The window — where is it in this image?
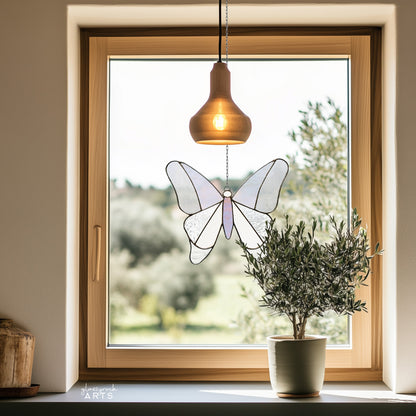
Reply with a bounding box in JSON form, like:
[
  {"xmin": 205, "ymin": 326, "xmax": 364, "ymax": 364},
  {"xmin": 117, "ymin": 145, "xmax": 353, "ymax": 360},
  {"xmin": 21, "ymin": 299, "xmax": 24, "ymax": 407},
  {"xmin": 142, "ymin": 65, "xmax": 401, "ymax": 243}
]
[
  {"xmin": 80, "ymin": 28, "xmax": 382, "ymax": 381},
  {"xmin": 108, "ymin": 59, "xmax": 349, "ymax": 347}
]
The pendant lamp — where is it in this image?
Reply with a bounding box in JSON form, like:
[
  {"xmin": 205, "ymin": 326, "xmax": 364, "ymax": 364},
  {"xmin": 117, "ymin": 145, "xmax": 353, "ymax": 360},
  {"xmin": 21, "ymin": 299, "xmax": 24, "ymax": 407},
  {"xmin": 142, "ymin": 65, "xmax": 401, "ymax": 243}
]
[{"xmin": 189, "ymin": 0, "xmax": 252, "ymax": 145}]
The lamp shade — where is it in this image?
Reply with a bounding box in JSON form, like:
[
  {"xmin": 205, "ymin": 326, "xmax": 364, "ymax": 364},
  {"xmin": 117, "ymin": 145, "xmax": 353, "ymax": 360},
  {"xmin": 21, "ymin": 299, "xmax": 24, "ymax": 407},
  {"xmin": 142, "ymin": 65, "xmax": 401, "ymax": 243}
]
[{"xmin": 189, "ymin": 62, "xmax": 252, "ymax": 145}]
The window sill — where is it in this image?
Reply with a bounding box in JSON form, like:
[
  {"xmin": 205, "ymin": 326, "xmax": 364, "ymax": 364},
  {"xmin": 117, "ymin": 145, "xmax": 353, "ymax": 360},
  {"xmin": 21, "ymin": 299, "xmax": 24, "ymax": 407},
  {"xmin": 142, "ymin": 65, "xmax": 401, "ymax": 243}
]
[{"xmin": 2, "ymin": 382, "xmax": 415, "ymax": 415}]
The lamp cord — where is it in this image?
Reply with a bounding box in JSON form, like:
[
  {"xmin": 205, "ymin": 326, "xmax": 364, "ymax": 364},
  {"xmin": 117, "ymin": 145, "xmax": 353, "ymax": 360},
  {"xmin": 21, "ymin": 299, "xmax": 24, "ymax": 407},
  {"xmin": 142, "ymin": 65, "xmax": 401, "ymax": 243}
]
[
  {"xmin": 225, "ymin": 0, "xmax": 229, "ymax": 189},
  {"xmin": 225, "ymin": 0, "xmax": 229, "ymax": 63},
  {"xmin": 218, "ymin": 0, "xmax": 222, "ymax": 62}
]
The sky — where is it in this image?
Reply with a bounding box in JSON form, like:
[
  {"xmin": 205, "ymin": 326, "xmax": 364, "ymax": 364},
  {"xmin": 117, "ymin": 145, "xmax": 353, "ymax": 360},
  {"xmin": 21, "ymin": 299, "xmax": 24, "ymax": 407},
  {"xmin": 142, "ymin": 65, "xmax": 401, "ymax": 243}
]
[{"xmin": 109, "ymin": 59, "xmax": 348, "ymax": 189}]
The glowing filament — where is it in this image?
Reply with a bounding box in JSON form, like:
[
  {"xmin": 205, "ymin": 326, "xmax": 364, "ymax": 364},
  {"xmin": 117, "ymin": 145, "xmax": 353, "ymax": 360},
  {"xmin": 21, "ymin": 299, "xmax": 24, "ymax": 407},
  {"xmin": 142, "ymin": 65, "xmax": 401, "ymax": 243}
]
[{"xmin": 213, "ymin": 114, "xmax": 227, "ymax": 131}]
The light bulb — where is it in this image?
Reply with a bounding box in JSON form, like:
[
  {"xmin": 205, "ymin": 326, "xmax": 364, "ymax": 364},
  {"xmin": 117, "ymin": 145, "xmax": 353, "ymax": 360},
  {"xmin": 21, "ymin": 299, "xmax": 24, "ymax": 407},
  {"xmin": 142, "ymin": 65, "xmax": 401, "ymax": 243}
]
[{"xmin": 213, "ymin": 114, "xmax": 227, "ymax": 130}]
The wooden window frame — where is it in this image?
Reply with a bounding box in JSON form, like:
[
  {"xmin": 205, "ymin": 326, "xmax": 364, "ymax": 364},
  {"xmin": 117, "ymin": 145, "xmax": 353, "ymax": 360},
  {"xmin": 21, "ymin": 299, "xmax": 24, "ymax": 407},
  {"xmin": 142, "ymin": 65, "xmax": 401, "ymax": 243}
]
[{"xmin": 80, "ymin": 27, "xmax": 382, "ymax": 381}]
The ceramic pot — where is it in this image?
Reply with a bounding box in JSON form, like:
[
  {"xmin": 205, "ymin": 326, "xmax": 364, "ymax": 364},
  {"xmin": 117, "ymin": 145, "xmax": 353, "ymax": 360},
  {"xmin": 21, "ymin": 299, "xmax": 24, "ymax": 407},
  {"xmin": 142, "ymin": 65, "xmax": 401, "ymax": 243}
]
[
  {"xmin": 0, "ymin": 319, "xmax": 35, "ymax": 388},
  {"xmin": 267, "ymin": 335, "xmax": 326, "ymax": 398}
]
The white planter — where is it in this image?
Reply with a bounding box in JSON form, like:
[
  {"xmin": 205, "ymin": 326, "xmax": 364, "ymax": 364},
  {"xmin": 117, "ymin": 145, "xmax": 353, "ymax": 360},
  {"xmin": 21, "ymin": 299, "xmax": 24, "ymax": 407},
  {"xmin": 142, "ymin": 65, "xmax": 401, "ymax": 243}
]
[{"xmin": 267, "ymin": 335, "xmax": 326, "ymax": 398}]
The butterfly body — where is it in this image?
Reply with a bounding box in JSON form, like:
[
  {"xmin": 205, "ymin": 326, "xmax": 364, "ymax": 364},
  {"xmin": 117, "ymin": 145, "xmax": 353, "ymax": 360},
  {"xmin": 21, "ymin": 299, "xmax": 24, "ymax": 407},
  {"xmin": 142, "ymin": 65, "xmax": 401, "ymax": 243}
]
[
  {"xmin": 166, "ymin": 159, "xmax": 289, "ymax": 264},
  {"xmin": 222, "ymin": 192, "xmax": 233, "ymax": 239}
]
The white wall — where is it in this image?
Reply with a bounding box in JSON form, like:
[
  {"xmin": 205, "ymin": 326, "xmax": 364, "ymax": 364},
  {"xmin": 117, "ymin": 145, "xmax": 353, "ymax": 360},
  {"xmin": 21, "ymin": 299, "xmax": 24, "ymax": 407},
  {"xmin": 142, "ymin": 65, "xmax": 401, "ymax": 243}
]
[
  {"xmin": 0, "ymin": 0, "xmax": 69, "ymax": 392},
  {"xmin": 1, "ymin": 0, "xmax": 415, "ymax": 393},
  {"xmin": 391, "ymin": 2, "xmax": 416, "ymax": 393}
]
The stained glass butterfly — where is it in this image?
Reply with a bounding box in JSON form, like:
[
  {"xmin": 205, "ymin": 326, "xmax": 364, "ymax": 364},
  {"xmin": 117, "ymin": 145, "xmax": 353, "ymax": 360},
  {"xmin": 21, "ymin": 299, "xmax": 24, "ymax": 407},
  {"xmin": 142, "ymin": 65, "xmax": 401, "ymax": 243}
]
[{"xmin": 166, "ymin": 158, "xmax": 289, "ymax": 264}]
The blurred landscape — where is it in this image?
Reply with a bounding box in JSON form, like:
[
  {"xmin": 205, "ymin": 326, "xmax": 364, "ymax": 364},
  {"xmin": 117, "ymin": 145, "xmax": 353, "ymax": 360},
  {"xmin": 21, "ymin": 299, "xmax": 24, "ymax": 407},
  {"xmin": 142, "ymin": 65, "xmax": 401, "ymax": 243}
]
[{"xmin": 109, "ymin": 99, "xmax": 350, "ymax": 346}]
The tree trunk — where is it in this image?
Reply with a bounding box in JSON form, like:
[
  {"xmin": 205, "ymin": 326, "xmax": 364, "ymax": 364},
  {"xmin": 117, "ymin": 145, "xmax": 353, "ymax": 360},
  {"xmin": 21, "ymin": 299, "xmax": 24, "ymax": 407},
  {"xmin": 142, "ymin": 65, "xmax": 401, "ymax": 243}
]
[
  {"xmin": 290, "ymin": 314, "xmax": 298, "ymax": 339},
  {"xmin": 298, "ymin": 317, "xmax": 308, "ymax": 339}
]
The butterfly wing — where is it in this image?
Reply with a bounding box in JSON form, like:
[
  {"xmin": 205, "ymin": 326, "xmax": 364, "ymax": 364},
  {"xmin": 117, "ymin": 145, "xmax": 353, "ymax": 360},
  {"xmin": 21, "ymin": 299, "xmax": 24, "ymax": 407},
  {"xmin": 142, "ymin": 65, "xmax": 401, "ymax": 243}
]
[
  {"xmin": 232, "ymin": 158, "xmax": 289, "ymax": 254},
  {"xmin": 184, "ymin": 202, "xmax": 223, "ymax": 264},
  {"xmin": 166, "ymin": 161, "xmax": 224, "ymax": 264},
  {"xmin": 233, "ymin": 158, "xmax": 289, "ymax": 213},
  {"xmin": 233, "ymin": 201, "xmax": 271, "ymax": 250},
  {"xmin": 166, "ymin": 161, "xmax": 223, "ymax": 214}
]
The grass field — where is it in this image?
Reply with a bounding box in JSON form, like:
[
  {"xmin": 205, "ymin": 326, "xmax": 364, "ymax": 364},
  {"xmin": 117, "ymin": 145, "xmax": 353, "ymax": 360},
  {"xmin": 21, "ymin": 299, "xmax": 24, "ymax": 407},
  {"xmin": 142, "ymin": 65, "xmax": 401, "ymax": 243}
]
[
  {"xmin": 110, "ymin": 273, "xmax": 349, "ymax": 346},
  {"xmin": 110, "ymin": 273, "xmax": 266, "ymax": 345}
]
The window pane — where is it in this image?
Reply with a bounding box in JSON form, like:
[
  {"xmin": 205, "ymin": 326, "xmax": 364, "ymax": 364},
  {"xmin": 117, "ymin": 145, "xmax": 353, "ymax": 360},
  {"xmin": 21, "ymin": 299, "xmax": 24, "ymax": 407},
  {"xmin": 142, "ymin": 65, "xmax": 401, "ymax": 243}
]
[{"xmin": 108, "ymin": 59, "xmax": 349, "ymax": 346}]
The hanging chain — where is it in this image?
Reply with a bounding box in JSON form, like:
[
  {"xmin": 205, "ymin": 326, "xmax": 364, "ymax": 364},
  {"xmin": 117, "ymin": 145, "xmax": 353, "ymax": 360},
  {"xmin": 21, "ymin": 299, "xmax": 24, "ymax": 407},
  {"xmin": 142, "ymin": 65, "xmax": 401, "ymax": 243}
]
[
  {"xmin": 225, "ymin": 144, "xmax": 229, "ymax": 189},
  {"xmin": 225, "ymin": 0, "xmax": 229, "ymax": 190}
]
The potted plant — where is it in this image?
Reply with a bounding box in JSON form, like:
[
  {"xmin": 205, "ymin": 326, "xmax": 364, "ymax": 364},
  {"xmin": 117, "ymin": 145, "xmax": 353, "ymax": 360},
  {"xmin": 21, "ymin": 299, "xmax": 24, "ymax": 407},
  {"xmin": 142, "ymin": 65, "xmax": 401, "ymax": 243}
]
[{"xmin": 238, "ymin": 209, "xmax": 382, "ymax": 398}]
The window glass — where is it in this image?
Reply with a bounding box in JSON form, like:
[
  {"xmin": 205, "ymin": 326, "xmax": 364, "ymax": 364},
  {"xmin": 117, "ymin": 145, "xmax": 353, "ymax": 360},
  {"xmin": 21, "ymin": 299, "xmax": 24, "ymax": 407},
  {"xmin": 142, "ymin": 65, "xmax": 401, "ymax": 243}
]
[{"xmin": 108, "ymin": 59, "xmax": 349, "ymax": 346}]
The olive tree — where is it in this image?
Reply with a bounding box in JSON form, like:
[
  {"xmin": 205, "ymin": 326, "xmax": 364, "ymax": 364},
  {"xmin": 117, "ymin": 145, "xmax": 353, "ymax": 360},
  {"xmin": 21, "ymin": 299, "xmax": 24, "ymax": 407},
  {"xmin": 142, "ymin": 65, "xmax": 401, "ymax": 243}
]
[
  {"xmin": 238, "ymin": 210, "xmax": 381, "ymax": 339},
  {"xmin": 284, "ymin": 98, "xmax": 347, "ymax": 229}
]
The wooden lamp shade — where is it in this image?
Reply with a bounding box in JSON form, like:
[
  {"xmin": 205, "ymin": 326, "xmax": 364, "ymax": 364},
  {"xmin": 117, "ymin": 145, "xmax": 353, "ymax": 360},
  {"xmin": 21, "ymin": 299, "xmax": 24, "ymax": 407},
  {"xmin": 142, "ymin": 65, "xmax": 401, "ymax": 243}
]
[{"xmin": 189, "ymin": 62, "xmax": 252, "ymax": 145}]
